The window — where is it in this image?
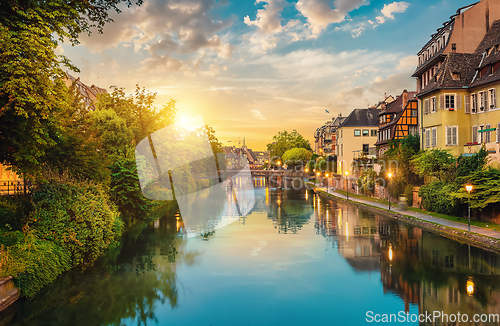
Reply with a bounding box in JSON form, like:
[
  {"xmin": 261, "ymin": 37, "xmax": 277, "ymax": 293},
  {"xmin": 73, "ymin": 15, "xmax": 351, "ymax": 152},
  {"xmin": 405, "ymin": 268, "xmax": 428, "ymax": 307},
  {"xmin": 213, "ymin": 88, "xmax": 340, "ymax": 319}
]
[
  {"xmin": 431, "ymin": 127, "xmax": 437, "ymax": 147},
  {"xmin": 445, "ymin": 94, "xmax": 455, "ymax": 109},
  {"xmin": 478, "ymin": 125, "xmax": 484, "ymax": 143},
  {"xmin": 431, "ymin": 97, "xmax": 437, "ymax": 112},
  {"xmin": 424, "ymin": 99, "xmax": 430, "ymax": 114},
  {"xmin": 445, "ymin": 126, "xmax": 458, "ymax": 146},
  {"xmin": 445, "ymin": 255, "xmax": 454, "ymax": 268},
  {"xmin": 362, "ymin": 144, "xmax": 369, "ymax": 155},
  {"xmin": 371, "ymin": 130, "xmax": 377, "ymax": 137},
  {"xmin": 485, "ymin": 124, "xmax": 491, "ymax": 143},
  {"xmin": 497, "ymin": 123, "xmax": 500, "ymax": 143},
  {"xmin": 425, "ymin": 129, "xmax": 431, "ymax": 148},
  {"xmin": 480, "ymin": 91, "xmax": 486, "ymax": 111},
  {"xmin": 354, "ymin": 129, "xmax": 361, "ymax": 137},
  {"xmin": 341, "ymin": 144, "xmax": 343, "ymax": 156},
  {"xmin": 409, "ymin": 126, "xmax": 418, "ymax": 135},
  {"xmin": 362, "ymin": 129, "xmax": 369, "ymax": 137},
  {"xmin": 489, "ymin": 89, "xmax": 497, "ymax": 109},
  {"xmin": 471, "ymin": 93, "xmax": 477, "ymax": 113},
  {"xmin": 341, "ymin": 130, "xmax": 343, "ymax": 138},
  {"xmin": 411, "ymin": 109, "xmax": 417, "ymax": 117},
  {"xmin": 472, "ymin": 125, "xmax": 478, "ymax": 143}
]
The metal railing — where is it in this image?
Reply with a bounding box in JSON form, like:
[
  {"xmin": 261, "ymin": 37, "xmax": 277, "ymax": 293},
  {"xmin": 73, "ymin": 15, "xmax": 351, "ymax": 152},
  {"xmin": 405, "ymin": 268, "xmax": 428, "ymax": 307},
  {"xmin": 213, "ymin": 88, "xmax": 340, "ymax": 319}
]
[{"xmin": 0, "ymin": 180, "xmax": 28, "ymax": 196}]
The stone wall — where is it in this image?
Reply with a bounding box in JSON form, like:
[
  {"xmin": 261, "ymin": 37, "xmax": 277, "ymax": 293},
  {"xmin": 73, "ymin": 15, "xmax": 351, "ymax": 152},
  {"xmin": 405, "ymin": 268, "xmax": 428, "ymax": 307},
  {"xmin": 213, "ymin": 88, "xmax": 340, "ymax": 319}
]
[{"xmin": 0, "ymin": 276, "xmax": 19, "ymax": 313}]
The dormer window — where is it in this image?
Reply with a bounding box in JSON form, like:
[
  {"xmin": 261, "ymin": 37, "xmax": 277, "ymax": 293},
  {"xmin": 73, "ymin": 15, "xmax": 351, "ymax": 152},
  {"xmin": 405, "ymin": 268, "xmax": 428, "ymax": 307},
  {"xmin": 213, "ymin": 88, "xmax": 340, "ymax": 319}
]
[{"xmin": 452, "ymin": 72, "xmax": 460, "ymax": 80}]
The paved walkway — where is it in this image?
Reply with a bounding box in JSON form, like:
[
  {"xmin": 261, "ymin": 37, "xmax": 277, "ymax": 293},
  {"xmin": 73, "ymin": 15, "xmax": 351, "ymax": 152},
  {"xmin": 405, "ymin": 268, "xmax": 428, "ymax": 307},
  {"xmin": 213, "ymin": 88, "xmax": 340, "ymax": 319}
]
[{"xmin": 312, "ymin": 184, "xmax": 500, "ymax": 240}]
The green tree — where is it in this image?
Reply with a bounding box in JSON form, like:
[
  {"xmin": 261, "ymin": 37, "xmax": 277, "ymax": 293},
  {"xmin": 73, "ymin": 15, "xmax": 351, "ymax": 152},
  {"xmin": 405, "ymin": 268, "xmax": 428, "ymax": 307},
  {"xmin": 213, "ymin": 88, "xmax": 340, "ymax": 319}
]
[
  {"xmin": 0, "ymin": 0, "xmax": 142, "ymax": 176},
  {"xmin": 453, "ymin": 168, "xmax": 500, "ymax": 210},
  {"xmin": 267, "ymin": 130, "xmax": 311, "ymax": 162},
  {"xmin": 455, "ymin": 146, "xmax": 488, "ymax": 179},
  {"xmin": 282, "ymin": 148, "xmax": 312, "ymax": 168},
  {"xmin": 357, "ymin": 169, "xmax": 377, "ymax": 196},
  {"xmin": 411, "ymin": 149, "xmax": 456, "ymax": 182}
]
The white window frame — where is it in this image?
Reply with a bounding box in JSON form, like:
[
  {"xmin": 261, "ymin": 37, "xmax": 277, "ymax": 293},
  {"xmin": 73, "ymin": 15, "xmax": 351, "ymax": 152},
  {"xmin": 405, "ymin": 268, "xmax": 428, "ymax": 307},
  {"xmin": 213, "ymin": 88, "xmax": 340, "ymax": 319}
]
[
  {"xmin": 431, "ymin": 97, "xmax": 437, "ymax": 112},
  {"xmin": 489, "ymin": 88, "xmax": 497, "ymax": 110},
  {"xmin": 444, "ymin": 94, "xmax": 456, "ymax": 110},
  {"xmin": 445, "ymin": 126, "xmax": 458, "ymax": 146},
  {"xmin": 425, "ymin": 129, "xmax": 431, "ymax": 148},
  {"xmin": 479, "ymin": 91, "xmax": 486, "ymax": 111},
  {"xmin": 485, "ymin": 124, "xmax": 491, "ymax": 143},
  {"xmin": 471, "ymin": 93, "xmax": 477, "ymax": 113},
  {"xmin": 431, "ymin": 127, "xmax": 437, "ymax": 147},
  {"xmin": 478, "ymin": 124, "xmax": 484, "ymax": 143}
]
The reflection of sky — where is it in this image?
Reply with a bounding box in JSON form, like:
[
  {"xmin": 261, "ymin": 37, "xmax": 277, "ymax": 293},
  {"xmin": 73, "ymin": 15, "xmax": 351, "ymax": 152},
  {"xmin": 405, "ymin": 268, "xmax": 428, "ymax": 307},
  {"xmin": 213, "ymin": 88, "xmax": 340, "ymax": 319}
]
[{"xmin": 128, "ymin": 189, "xmax": 418, "ymax": 326}]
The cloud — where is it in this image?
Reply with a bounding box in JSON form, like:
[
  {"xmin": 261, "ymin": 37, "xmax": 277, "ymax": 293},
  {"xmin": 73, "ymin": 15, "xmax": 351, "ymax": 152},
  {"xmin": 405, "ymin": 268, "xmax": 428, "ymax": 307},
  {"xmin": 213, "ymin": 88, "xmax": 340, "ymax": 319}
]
[
  {"xmin": 295, "ymin": 0, "xmax": 367, "ymax": 37},
  {"xmin": 376, "ymin": 2, "xmax": 409, "ymax": 24},
  {"xmin": 79, "ymin": 0, "xmax": 234, "ymax": 71},
  {"xmin": 251, "ymin": 109, "xmax": 267, "ymax": 120},
  {"xmin": 351, "ymin": 26, "xmax": 365, "ymax": 38},
  {"xmin": 381, "ymin": 2, "xmax": 410, "ymax": 19},
  {"xmin": 244, "ymin": 0, "xmax": 284, "ymax": 34},
  {"xmin": 369, "ymin": 72, "xmax": 415, "ymax": 95}
]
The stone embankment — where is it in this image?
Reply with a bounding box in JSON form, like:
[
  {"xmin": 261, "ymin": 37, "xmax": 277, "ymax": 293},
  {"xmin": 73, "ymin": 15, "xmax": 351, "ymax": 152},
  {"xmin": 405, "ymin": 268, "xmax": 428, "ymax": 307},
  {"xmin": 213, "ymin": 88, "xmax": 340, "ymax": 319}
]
[{"xmin": 0, "ymin": 276, "xmax": 19, "ymax": 314}]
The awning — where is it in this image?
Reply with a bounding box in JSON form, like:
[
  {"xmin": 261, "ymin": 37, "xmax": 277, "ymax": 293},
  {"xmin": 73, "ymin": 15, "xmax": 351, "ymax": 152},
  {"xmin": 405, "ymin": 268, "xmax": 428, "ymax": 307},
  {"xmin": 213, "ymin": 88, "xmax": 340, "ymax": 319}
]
[{"xmin": 478, "ymin": 128, "xmax": 496, "ymax": 132}]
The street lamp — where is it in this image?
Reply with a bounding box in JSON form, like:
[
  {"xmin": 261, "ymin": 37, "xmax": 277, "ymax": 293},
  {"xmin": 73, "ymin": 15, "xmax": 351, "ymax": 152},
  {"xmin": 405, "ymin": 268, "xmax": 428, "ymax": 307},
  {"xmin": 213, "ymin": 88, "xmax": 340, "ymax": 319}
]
[
  {"xmin": 388, "ymin": 172, "xmax": 393, "ymax": 210},
  {"xmin": 344, "ymin": 171, "xmax": 349, "ymax": 200},
  {"xmin": 326, "ymin": 173, "xmax": 329, "ymax": 193},
  {"xmin": 466, "ymin": 184, "xmax": 473, "ymax": 232},
  {"xmin": 316, "ymin": 171, "xmax": 321, "ymax": 185}
]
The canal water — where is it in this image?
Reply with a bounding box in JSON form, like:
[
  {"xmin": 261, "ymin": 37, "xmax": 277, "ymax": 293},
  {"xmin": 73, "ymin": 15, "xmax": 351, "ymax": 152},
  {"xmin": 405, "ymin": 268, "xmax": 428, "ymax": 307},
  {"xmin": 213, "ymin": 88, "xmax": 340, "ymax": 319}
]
[{"xmin": 2, "ymin": 180, "xmax": 500, "ymax": 325}]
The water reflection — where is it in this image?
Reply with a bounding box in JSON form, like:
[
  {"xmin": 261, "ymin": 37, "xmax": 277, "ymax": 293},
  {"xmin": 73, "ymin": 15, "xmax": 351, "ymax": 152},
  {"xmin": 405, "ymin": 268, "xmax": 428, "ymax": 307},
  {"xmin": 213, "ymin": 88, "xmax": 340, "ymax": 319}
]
[
  {"xmin": 4, "ymin": 186, "xmax": 500, "ymax": 326},
  {"xmin": 315, "ymin": 193, "xmax": 500, "ymax": 323}
]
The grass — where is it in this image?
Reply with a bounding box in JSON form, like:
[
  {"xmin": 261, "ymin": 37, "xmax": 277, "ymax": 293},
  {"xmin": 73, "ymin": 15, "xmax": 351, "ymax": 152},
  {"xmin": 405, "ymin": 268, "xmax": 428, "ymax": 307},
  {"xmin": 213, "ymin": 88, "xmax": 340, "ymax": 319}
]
[{"xmin": 311, "ymin": 184, "xmax": 500, "ymax": 232}]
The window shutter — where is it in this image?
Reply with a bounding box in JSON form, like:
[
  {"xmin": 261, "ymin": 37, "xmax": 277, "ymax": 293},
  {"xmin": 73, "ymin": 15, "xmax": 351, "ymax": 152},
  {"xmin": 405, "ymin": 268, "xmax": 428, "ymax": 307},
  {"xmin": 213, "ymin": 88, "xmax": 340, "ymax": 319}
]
[
  {"xmin": 465, "ymin": 95, "xmax": 470, "ymax": 113},
  {"xmin": 424, "ymin": 99, "xmax": 429, "ymax": 114},
  {"xmin": 439, "ymin": 94, "xmax": 445, "ymax": 109},
  {"xmin": 453, "ymin": 126, "xmax": 458, "ymax": 145},
  {"xmin": 425, "ymin": 130, "xmax": 430, "ymax": 148},
  {"xmin": 486, "ymin": 124, "xmax": 491, "ymax": 143},
  {"xmin": 432, "ymin": 128, "xmax": 437, "ymax": 147},
  {"xmin": 445, "ymin": 126, "xmax": 449, "ymax": 145},
  {"xmin": 485, "ymin": 93, "xmax": 489, "ymax": 111},
  {"xmin": 473, "ymin": 126, "xmax": 478, "ymax": 143},
  {"xmin": 456, "ymin": 94, "xmax": 461, "ymax": 109},
  {"xmin": 497, "ymin": 123, "xmax": 500, "ymax": 143},
  {"xmin": 493, "ymin": 89, "xmax": 497, "ymax": 108}
]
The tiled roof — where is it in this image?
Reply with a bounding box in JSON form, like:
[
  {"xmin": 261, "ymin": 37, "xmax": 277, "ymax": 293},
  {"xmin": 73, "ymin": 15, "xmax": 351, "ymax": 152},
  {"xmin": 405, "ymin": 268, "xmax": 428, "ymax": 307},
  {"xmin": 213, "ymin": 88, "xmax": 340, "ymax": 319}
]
[
  {"xmin": 419, "ymin": 53, "xmax": 482, "ymax": 95},
  {"xmin": 381, "ymin": 92, "xmax": 417, "ymax": 114},
  {"xmin": 475, "ymin": 20, "xmax": 500, "ymax": 54},
  {"xmin": 340, "ymin": 108, "xmax": 380, "ymax": 127}
]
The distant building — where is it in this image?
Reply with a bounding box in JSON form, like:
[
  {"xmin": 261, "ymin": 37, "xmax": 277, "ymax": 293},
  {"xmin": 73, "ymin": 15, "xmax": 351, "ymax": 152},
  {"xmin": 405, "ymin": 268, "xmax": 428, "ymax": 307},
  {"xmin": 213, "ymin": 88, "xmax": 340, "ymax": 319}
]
[
  {"xmin": 314, "ymin": 114, "xmax": 346, "ymax": 156},
  {"xmin": 336, "ymin": 108, "xmax": 380, "ymax": 175},
  {"xmin": 63, "ymin": 72, "xmax": 107, "ymax": 111},
  {"xmin": 375, "ymin": 90, "xmax": 418, "ymax": 157}
]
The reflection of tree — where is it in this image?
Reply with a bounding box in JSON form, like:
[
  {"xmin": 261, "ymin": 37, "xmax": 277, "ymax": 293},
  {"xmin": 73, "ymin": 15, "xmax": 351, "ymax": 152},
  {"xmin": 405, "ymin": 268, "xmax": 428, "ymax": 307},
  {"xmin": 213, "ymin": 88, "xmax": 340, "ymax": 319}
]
[
  {"xmin": 267, "ymin": 189, "xmax": 312, "ymax": 234},
  {"xmin": 8, "ymin": 214, "xmax": 200, "ymax": 326}
]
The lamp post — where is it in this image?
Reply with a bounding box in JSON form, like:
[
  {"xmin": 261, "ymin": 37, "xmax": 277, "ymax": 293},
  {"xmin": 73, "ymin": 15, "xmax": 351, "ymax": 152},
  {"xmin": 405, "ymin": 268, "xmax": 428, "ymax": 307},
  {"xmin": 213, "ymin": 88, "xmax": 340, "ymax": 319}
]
[
  {"xmin": 344, "ymin": 171, "xmax": 349, "ymax": 200},
  {"xmin": 388, "ymin": 172, "xmax": 393, "ymax": 210},
  {"xmin": 466, "ymin": 184, "xmax": 473, "ymax": 232}
]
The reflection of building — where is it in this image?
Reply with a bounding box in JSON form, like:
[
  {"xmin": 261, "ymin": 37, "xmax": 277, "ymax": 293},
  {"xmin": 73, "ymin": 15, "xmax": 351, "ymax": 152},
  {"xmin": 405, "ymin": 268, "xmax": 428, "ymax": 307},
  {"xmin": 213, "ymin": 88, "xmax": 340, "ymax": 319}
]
[
  {"xmin": 267, "ymin": 189, "xmax": 313, "ymax": 234},
  {"xmin": 379, "ymin": 220, "xmax": 500, "ymax": 322}
]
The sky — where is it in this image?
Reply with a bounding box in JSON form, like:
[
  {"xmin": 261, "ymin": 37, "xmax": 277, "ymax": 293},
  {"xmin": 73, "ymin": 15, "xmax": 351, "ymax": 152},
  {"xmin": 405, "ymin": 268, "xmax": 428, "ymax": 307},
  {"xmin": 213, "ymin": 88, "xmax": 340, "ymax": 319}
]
[{"xmin": 61, "ymin": 0, "xmax": 477, "ymax": 150}]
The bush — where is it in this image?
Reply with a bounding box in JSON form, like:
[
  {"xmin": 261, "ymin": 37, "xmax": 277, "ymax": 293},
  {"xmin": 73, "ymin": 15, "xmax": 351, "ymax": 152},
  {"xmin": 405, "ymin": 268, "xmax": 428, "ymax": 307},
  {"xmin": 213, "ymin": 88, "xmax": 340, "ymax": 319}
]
[
  {"xmin": 0, "ymin": 228, "xmax": 24, "ymax": 246},
  {"xmin": 357, "ymin": 169, "xmax": 377, "ymax": 196},
  {"xmin": 419, "ymin": 181, "xmax": 464, "ymax": 216},
  {"xmin": 404, "ymin": 184, "xmax": 414, "ymax": 207},
  {"xmin": 110, "ymin": 158, "xmax": 153, "ymax": 224},
  {"xmin": 1, "ymin": 233, "xmax": 71, "ymax": 297},
  {"xmin": 28, "ymin": 179, "xmax": 123, "ymax": 266},
  {"xmin": 0, "ymin": 197, "xmax": 30, "ymax": 230}
]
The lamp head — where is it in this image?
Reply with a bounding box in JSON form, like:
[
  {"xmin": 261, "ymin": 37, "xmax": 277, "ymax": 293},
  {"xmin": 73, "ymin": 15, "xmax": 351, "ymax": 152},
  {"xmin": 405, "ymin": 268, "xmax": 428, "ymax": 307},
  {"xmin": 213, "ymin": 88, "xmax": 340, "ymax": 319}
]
[
  {"xmin": 466, "ymin": 184, "xmax": 473, "ymax": 193},
  {"xmin": 344, "ymin": 171, "xmax": 349, "ymax": 176},
  {"xmin": 317, "ymin": 172, "xmax": 321, "ymax": 176},
  {"xmin": 388, "ymin": 172, "xmax": 393, "ymax": 178}
]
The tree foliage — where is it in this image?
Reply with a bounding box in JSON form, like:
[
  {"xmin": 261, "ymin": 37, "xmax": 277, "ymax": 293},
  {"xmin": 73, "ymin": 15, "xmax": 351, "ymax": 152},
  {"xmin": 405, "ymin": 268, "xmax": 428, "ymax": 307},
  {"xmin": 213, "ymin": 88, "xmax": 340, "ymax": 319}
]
[
  {"xmin": 267, "ymin": 130, "xmax": 311, "ymax": 159},
  {"xmin": 282, "ymin": 148, "xmax": 312, "ymax": 168},
  {"xmin": 411, "ymin": 149, "xmax": 456, "ymax": 182},
  {"xmin": 453, "ymin": 168, "xmax": 500, "ymax": 210}
]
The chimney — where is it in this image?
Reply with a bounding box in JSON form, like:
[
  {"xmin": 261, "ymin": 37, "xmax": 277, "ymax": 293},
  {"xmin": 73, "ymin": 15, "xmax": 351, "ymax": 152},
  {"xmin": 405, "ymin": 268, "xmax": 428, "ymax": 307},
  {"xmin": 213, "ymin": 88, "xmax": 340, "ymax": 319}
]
[
  {"xmin": 402, "ymin": 90, "xmax": 408, "ymax": 108},
  {"xmin": 452, "ymin": 43, "xmax": 457, "ymax": 52},
  {"xmin": 384, "ymin": 92, "xmax": 387, "ymax": 99}
]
